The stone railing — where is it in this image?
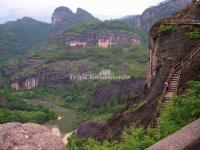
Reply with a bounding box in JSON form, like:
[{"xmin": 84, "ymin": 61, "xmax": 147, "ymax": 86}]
[
  {"xmin": 146, "ymin": 118, "xmax": 200, "ymax": 150},
  {"xmin": 149, "ymin": 42, "xmax": 200, "ymax": 127},
  {"xmin": 160, "ymin": 17, "xmax": 200, "ymax": 24}
]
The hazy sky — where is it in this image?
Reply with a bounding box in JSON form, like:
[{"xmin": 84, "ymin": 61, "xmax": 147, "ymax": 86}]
[{"xmin": 0, "ymin": 0, "xmax": 165, "ymax": 24}]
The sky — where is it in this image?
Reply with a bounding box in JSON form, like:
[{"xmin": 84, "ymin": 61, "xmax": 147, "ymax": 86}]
[{"xmin": 0, "ymin": 0, "xmax": 165, "ymax": 24}]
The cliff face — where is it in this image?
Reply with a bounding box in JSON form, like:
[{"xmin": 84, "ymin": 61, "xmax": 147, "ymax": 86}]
[
  {"xmin": 11, "ymin": 77, "xmax": 38, "ymax": 90},
  {"xmin": 93, "ymin": 1, "xmax": 200, "ymax": 140},
  {"xmin": 55, "ymin": 21, "xmax": 141, "ymax": 49},
  {"xmin": 51, "ymin": 6, "xmax": 100, "ymax": 27},
  {"xmin": 64, "ymin": 31, "xmax": 140, "ymax": 48},
  {"xmin": 89, "ymin": 78, "xmax": 145, "ymax": 108},
  {"xmin": 7, "ymin": 60, "xmax": 72, "ymax": 90},
  {"xmin": 130, "ymin": 0, "xmax": 192, "ymax": 30},
  {"xmin": 52, "ymin": 7, "xmax": 74, "ymax": 26}
]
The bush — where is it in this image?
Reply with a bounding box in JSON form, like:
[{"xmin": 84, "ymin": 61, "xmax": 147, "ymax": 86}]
[
  {"xmin": 68, "ymin": 81, "xmax": 200, "ymax": 150},
  {"xmin": 187, "ymin": 31, "xmax": 200, "ymax": 40},
  {"xmin": 0, "ymin": 92, "xmax": 58, "ymax": 124},
  {"xmin": 159, "ymin": 25, "xmax": 176, "ymax": 34}
]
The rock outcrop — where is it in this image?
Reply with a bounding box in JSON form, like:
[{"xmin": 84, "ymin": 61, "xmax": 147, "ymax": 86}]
[
  {"xmin": 122, "ymin": 0, "xmax": 192, "ymax": 31},
  {"xmin": 89, "ymin": 78, "xmax": 145, "ymax": 108},
  {"xmin": 77, "ymin": 120, "xmax": 106, "ymax": 138},
  {"xmin": 92, "ymin": 0, "xmax": 200, "ymax": 140},
  {"xmin": 0, "ymin": 122, "xmax": 65, "ymax": 150},
  {"xmin": 11, "ymin": 77, "xmax": 38, "ymax": 90},
  {"xmin": 51, "ymin": 6, "xmax": 100, "ymax": 27},
  {"xmin": 60, "ymin": 28, "xmax": 140, "ymax": 48}
]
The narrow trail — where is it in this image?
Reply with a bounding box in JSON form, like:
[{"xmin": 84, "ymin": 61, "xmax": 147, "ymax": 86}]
[
  {"xmin": 48, "ymin": 115, "xmax": 76, "ymax": 145},
  {"xmin": 149, "ymin": 15, "xmax": 200, "ymax": 126},
  {"xmin": 51, "ymin": 126, "xmax": 76, "ymax": 145}
]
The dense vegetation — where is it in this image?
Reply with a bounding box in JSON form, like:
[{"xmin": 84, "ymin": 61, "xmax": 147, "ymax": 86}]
[
  {"xmin": 0, "ymin": 19, "xmax": 147, "ymax": 130},
  {"xmin": 187, "ymin": 31, "xmax": 200, "ymax": 40},
  {"xmin": 67, "ymin": 81, "xmax": 200, "ymax": 150},
  {"xmin": 0, "ymin": 17, "xmax": 56, "ymax": 61},
  {"xmin": 4, "ymin": 80, "xmax": 129, "ymax": 123},
  {"xmin": 65, "ymin": 20, "xmax": 134, "ymax": 33},
  {"xmin": 9, "ymin": 44, "xmax": 147, "ymax": 81},
  {"xmin": 159, "ymin": 24, "xmax": 176, "ymax": 34},
  {"xmin": 65, "ymin": 20, "xmax": 148, "ymax": 43},
  {"xmin": 0, "ymin": 92, "xmax": 57, "ymax": 124},
  {"xmin": 2, "ymin": 44, "xmax": 147, "ymax": 124}
]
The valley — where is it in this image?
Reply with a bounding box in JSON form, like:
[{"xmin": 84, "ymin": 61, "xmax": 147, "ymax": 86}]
[{"xmin": 0, "ymin": 0, "xmax": 200, "ymax": 150}]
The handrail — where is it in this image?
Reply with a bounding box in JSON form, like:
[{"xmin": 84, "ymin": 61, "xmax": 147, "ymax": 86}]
[
  {"xmin": 160, "ymin": 17, "xmax": 200, "ymax": 24},
  {"xmin": 149, "ymin": 41, "xmax": 200, "ymax": 127},
  {"xmin": 148, "ymin": 2, "xmax": 200, "ymax": 126}
]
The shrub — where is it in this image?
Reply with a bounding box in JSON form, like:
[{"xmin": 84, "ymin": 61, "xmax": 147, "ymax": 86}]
[
  {"xmin": 187, "ymin": 31, "xmax": 200, "ymax": 40},
  {"xmin": 68, "ymin": 81, "xmax": 200, "ymax": 150},
  {"xmin": 159, "ymin": 25, "xmax": 176, "ymax": 34}
]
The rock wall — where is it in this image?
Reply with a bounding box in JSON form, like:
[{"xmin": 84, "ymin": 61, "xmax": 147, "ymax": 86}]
[
  {"xmin": 77, "ymin": 120, "xmax": 106, "ymax": 138},
  {"xmin": 89, "ymin": 78, "xmax": 145, "ymax": 108},
  {"xmin": 147, "ymin": 24, "xmax": 198, "ymax": 87},
  {"xmin": 63, "ymin": 31, "xmax": 140, "ymax": 49},
  {"xmin": 98, "ymin": 38, "xmax": 114, "ymax": 48},
  {"xmin": 93, "ymin": 1, "xmax": 200, "ymax": 140},
  {"xmin": 11, "ymin": 77, "xmax": 38, "ymax": 90},
  {"xmin": 131, "ymin": 0, "xmax": 192, "ymax": 30},
  {"xmin": 66, "ymin": 40, "xmax": 87, "ymax": 47}
]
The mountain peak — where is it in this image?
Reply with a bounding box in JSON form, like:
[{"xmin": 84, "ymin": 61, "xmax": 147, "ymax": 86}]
[
  {"xmin": 51, "ymin": 6, "xmax": 100, "ymax": 27},
  {"xmin": 54, "ymin": 6, "xmax": 73, "ymax": 14},
  {"xmin": 76, "ymin": 8, "xmax": 90, "ymax": 14}
]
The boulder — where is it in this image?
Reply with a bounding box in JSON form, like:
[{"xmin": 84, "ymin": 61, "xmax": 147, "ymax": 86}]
[
  {"xmin": 89, "ymin": 78, "xmax": 145, "ymax": 108},
  {"xmin": 0, "ymin": 122, "xmax": 65, "ymax": 150},
  {"xmin": 77, "ymin": 120, "xmax": 106, "ymax": 138}
]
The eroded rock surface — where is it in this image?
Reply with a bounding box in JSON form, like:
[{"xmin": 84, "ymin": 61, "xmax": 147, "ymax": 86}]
[
  {"xmin": 89, "ymin": 78, "xmax": 145, "ymax": 108},
  {"xmin": 77, "ymin": 120, "xmax": 106, "ymax": 138},
  {"xmin": 0, "ymin": 122, "xmax": 65, "ymax": 150},
  {"xmin": 94, "ymin": 1, "xmax": 200, "ymax": 140}
]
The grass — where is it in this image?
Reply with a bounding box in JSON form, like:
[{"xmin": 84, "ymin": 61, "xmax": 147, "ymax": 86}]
[{"xmin": 67, "ymin": 81, "xmax": 200, "ymax": 150}]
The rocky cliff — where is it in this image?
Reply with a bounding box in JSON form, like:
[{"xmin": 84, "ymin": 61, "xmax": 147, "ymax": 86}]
[
  {"xmin": 89, "ymin": 78, "xmax": 145, "ymax": 108},
  {"xmin": 123, "ymin": 0, "xmax": 192, "ymax": 31},
  {"xmin": 54, "ymin": 21, "xmax": 140, "ymax": 49},
  {"xmin": 51, "ymin": 6, "xmax": 100, "ymax": 28},
  {"xmin": 89, "ymin": 0, "xmax": 200, "ymax": 140}
]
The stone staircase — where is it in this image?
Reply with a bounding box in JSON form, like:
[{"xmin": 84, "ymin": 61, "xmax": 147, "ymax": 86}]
[
  {"xmin": 149, "ymin": 42, "xmax": 200, "ymax": 127},
  {"xmin": 163, "ymin": 71, "xmax": 181, "ymax": 100},
  {"xmin": 162, "ymin": 42, "xmax": 200, "ymax": 101}
]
